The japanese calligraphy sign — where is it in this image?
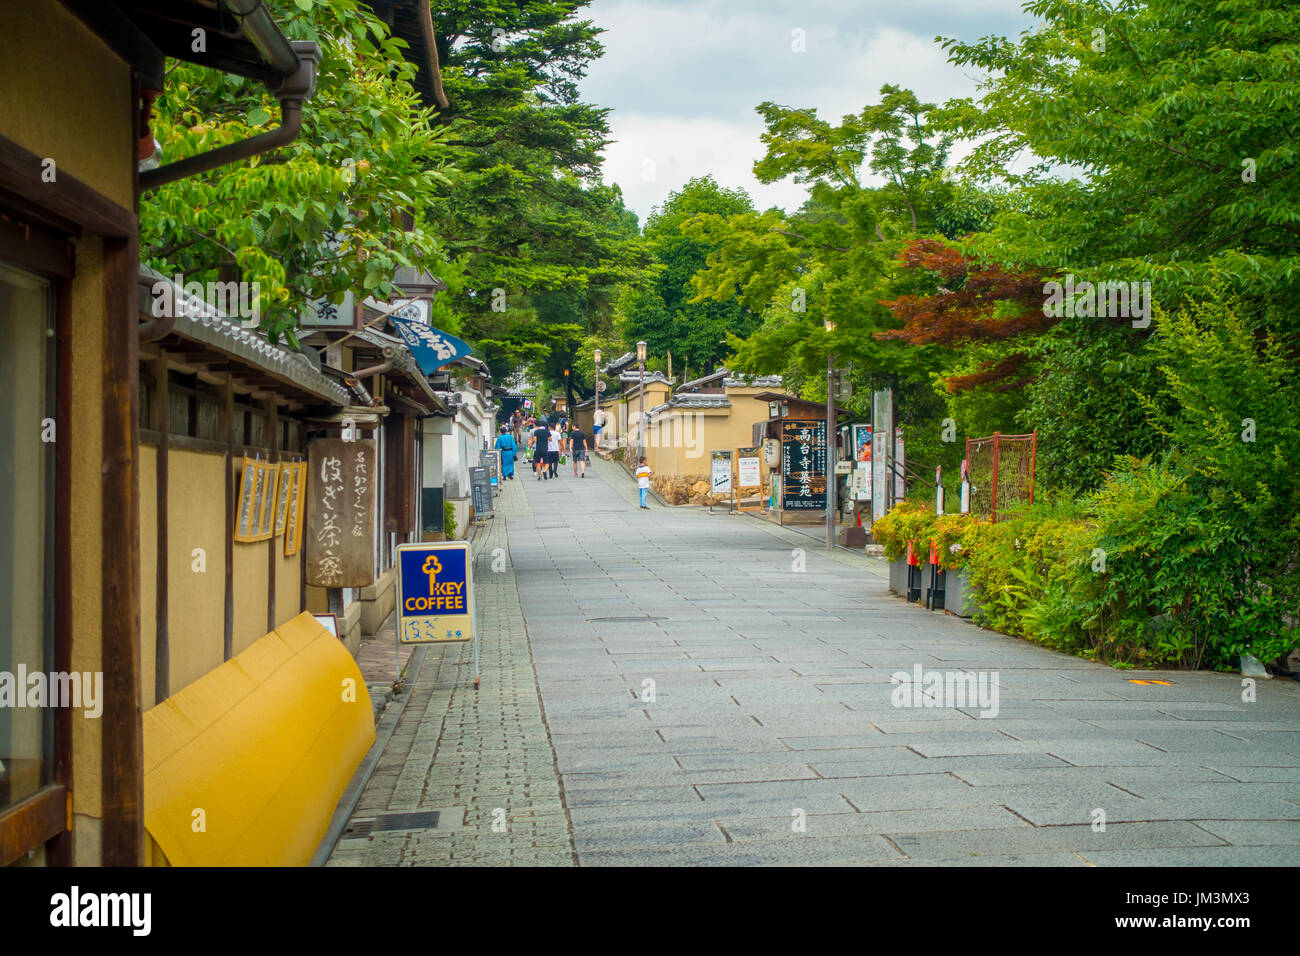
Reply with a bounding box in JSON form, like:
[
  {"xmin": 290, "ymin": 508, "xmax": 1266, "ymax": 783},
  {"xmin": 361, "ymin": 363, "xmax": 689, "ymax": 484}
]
[
  {"xmin": 396, "ymin": 541, "xmax": 474, "ymax": 644},
  {"xmin": 737, "ymin": 446, "xmax": 762, "ymax": 490},
  {"xmin": 780, "ymin": 420, "xmax": 827, "ymax": 511},
  {"xmin": 234, "ymin": 458, "xmax": 278, "ymax": 542},
  {"xmin": 305, "ymin": 438, "xmax": 376, "ymax": 587},
  {"xmin": 388, "ymin": 315, "xmax": 472, "ymax": 375},
  {"xmin": 284, "ymin": 461, "xmax": 307, "ymax": 556}
]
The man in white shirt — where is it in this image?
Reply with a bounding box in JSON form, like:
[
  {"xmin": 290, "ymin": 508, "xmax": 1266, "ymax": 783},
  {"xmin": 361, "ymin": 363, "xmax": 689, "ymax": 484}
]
[{"xmin": 547, "ymin": 422, "xmax": 561, "ymax": 478}]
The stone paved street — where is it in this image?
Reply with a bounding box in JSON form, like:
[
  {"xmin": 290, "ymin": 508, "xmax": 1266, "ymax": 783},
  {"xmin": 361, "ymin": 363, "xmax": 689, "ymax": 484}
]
[
  {"xmin": 331, "ymin": 455, "xmax": 1300, "ymax": 866},
  {"xmin": 327, "ymin": 476, "xmax": 574, "ymax": 866}
]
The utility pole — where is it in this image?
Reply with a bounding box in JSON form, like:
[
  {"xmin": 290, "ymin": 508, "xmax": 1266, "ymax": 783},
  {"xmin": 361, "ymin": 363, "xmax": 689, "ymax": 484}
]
[
  {"xmin": 636, "ymin": 340, "xmax": 647, "ymax": 464},
  {"xmin": 825, "ymin": 319, "xmax": 836, "ymax": 551}
]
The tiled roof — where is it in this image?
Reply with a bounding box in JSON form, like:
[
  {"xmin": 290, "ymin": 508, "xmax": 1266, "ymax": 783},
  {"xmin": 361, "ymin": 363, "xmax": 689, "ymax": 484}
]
[
  {"xmin": 669, "ymin": 394, "xmax": 731, "ymax": 409},
  {"xmin": 604, "ymin": 350, "xmax": 637, "ymax": 373},
  {"xmin": 675, "ymin": 367, "xmax": 728, "ymax": 392},
  {"xmin": 138, "ymin": 265, "xmax": 349, "ymax": 406},
  {"xmin": 619, "ymin": 370, "xmax": 671, "ymax": 386},
  {"xmin": 724, "ymin": 373, "xmax": 783, "ymax": 388}
]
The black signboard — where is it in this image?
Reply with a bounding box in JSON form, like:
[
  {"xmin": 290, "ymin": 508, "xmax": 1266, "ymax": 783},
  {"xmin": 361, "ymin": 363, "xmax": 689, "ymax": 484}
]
[
  {"xmin": 469, "ymin": 465, "xmax": 494, "ymax": 520},
  {"xmin": 781, "ymin": 419, "xmax": 827, "ymax": 511}
]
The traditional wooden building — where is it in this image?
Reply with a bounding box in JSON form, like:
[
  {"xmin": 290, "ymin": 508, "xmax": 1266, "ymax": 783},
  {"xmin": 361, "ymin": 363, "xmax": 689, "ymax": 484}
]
[{"xmin": 0, "ymin": 0, "xmax": 374, "ymax": 868}]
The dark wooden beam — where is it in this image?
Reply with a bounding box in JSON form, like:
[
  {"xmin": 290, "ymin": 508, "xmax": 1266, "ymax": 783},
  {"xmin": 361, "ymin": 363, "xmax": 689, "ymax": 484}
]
[
  {"xmin": 100, "ymin": 230, "xmax": 143, "ymax": 867},
  {"xmin": 266, "ymin": 397, "xmax": 278, "ymax": 633},
  {"xmin": 152, "ymin": 352, "xmax": 169, "ymax": 705},
  {"xmin": 0, "ymin": 132, "xmax": 134, "ymax": 238},
  {"xmin": 0, "ymin": 787, "xmax": 68, "ymax": 867},
  {"xmin": 222, "ymin": 372, "xmax": 235, "ymax": 660}
]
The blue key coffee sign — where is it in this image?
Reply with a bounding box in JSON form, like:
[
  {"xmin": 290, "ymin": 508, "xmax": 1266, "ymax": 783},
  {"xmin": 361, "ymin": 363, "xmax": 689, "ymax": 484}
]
[{"xmin": 396, "ymin": 541, "xmax": 474, "ymax": 644}]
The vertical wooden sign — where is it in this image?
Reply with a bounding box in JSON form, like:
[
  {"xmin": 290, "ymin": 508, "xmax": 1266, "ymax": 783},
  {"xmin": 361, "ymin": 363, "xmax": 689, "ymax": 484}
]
[{"xmin": 306, "ymin": 438, "xmax": 376, "ymax": 587}]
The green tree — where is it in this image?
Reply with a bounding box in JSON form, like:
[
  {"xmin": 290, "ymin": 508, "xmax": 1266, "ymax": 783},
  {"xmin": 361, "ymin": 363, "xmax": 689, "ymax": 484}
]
[
  {"xmin": 936, "ymin": 0, "xmax": 1300, "ymax": 320},
  {"xmin": 617, "ymin": 176, "xmax": 758, "ymax": 379},
  {"xmin": 141, "ymin": 0, "xmax": 461, "ymax": 345},
  {"xmin": 686, "ymin": 87, "xmax": 973, "ymax": 386},
  {"xmin": 421, "ymin": 0, "xmax": 645, "ymax": 372}
]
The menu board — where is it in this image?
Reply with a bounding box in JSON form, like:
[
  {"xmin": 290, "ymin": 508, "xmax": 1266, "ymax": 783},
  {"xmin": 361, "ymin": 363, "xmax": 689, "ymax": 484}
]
[
  {"xmin": 736, "ymin": 446, "xmax": 762, "ymax": 489},
  {"xmin": 274, "ymin": 461, "xmax": 294, "ymax": 536},
  {"xmin": 305, "ymin": 438, "xmax": 376, "ymax": 587},
  {"xmin": 780, "ymin": 420, "xmax": 827, "ymax": 511},
  {"xmin": 479, "ymin": 449, "xmax": 501, "ymax": 492},
  {"xmin": 234, "ymin": 457, "xmax": 278, "ymax": 542},
  {"xmin": 469, "ymin": 465, "xmax": 494, "ymax": 520},
  {"xmin": 710, "ymin": 450, "xmax": 732, "ymax": 494},
  {"xmin": 284, "ymin": 462, "xmax": 306, "ymax": 556}
]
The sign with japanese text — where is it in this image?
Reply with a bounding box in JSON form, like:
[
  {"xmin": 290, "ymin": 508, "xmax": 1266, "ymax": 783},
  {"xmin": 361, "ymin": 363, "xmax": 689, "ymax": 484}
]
[
  {"xmin": 305, "ymin": 438, "xmax": 376, "ymax": 587},
  {"xmin": 300, "ymin": 291, "xmax": 355, "ymax": 327},
  {"xmin": 388, "ymin": 315, "xmax": 473, "ymax": 375},
  {"xmin": 396, "ymin": 542, "xmax": 474, "ymax": 644},
  {"xmin": 780, "ymin": 420, "xmax": 826, "ymax": 511},
  {"xmin": 711, "ymin": 450, "xmax": 733, "ymax": 494},
  {"xmin": 284, "ymin": 461, "xmax": 307, "ymax": 556},
  {"xmin": 234, "ymin": 458, "xmax": 278, "ymax": 543},
  {"xmin": 737, "ymin": 446, "xmax": 761, "ymax": 489}
]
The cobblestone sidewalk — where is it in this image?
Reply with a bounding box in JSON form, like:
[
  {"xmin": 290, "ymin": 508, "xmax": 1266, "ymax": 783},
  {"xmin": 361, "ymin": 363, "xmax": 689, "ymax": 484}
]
[{"xmin": 326, "ymin": 478, "xmax": 576, "ymax": 866}]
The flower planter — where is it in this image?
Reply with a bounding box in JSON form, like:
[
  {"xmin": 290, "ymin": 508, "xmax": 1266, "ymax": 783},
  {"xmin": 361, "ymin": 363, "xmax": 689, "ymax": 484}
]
[
  {"xmin": 924, "ymin": 565, "xmax": 946, "ymax": 610},
  {"xmin": 946, "ymin": 567, "xmax": 975, "ymax": 618},
  {"xmin": 888, "ymin": 557, "xmax": 909, "ymax": 596}
]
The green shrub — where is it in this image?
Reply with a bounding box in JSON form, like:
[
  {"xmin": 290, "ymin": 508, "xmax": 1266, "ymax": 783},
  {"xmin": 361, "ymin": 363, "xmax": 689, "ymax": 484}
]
[
  {"xmin": 443, "ymin": 499, "xmax": 457, "ymax": 540},
  {"xmin": 1018, "ymin": 286, "xmax": 1300, "ymax": 670},
  {"xmin": 958, "ymin": 501, "xmax": 1094, "ymax": 643},
  {"xmin": 870, "ymin": 499, "xmax": 936, "ymax": 562}
]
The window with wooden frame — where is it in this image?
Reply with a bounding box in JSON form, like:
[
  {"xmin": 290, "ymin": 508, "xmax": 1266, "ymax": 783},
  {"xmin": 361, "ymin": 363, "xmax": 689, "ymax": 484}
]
[{"xmin": 0, "ymin": 260, "xmax": 56, "ymax": 816}]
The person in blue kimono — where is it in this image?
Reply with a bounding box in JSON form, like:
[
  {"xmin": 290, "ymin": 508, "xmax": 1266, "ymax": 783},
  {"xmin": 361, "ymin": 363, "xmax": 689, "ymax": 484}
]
[{"xmin": 494, "ymin": 425, "xmax": 518, "ymax": 479}]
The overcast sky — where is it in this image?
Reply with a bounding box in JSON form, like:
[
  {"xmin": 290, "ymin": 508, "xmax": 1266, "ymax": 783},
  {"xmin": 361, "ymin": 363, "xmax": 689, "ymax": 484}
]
[{"xmin": 577, "ymin": 0, "xmax": 1036, "ymax": 223}]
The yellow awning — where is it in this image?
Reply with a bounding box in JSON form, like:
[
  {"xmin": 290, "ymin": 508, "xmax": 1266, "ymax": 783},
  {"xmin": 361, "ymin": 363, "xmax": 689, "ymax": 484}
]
[{"xmin": 143, "ymin": 612, "xmax": 374, "ymax": 866}]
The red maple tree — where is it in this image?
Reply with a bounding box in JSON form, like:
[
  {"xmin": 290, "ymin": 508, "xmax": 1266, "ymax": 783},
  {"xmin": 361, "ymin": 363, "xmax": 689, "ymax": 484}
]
[{"xmin": 876, "ymin": 239, "xmax": 1055, "ymax": 391}]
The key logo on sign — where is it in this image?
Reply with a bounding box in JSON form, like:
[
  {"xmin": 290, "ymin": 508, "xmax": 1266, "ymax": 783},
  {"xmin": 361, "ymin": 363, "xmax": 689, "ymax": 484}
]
[{"xmin": 423, "ymin": 555, "xmax": 442, "ymax": 594}]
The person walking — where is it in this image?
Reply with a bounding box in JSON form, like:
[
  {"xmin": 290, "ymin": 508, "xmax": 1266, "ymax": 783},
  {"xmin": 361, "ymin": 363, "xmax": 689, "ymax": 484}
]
[
  {"xmin": 569, "ymin": 423, "xmax": 589, "ymax": 477},
  {"xmin": 635, "ymin": 456, "xmax": 652, "ymax": 509},
  {"xmin": 546, "ymin": 419, "xmax": 561, "ymax": 478},
  {"xmin": 531, "ymin": 419, "xmax": 550, "ymax": 480},
  {"xmin": 495, "ymin": 424, "xmax": 517, "ymax": 480}
]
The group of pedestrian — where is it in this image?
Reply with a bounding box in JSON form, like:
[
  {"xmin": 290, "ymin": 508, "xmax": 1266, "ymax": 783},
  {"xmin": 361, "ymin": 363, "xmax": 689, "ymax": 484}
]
[
  {"xmin": 520, "ymin": 414, "xmax": 591, "ymax": 481},
  {"xmin": 492, "ymin": 406, "xmax": 652, "ymax": 508}
]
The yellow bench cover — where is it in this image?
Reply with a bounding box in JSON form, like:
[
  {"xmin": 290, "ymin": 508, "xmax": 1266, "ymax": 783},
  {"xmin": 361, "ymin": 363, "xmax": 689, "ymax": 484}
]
[{"xmin": 143, "ymin": 612, "xmax": 375, "ymax": 865}]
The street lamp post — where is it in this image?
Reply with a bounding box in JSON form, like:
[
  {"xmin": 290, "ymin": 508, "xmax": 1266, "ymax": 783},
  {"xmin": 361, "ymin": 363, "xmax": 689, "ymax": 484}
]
[
  {"xmin": 636, "ymin": 340, "xmax": 647, "ymax": 463},
  {"xmin": 825, "ymin": 319, "xmax": 836, "ymax": 551}
]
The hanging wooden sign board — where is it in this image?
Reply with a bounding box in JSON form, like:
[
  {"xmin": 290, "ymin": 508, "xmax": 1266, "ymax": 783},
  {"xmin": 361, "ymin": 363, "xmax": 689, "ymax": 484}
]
[{"xmin": 305, "ymin": 438, "xmax": 377, "ymax": 588}]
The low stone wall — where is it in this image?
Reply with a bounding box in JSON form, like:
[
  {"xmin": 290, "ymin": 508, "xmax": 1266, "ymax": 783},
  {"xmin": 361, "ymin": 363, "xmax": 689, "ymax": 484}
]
[{"xmin": 652, "ymin": 473, "xmax": 770, "ymax": 506}]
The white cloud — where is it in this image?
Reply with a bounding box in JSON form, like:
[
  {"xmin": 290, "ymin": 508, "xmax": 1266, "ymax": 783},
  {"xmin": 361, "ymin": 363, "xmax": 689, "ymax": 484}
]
[{"xmin": 579, "ymin": 0, "xmax": 1034, "ymax": 220}]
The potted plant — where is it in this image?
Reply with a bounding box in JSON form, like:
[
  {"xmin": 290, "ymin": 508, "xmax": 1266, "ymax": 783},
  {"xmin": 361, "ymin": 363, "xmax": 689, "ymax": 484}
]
[{"xmin": 870, "ymin": 500, "xmax": 936, "ymax": 597}]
